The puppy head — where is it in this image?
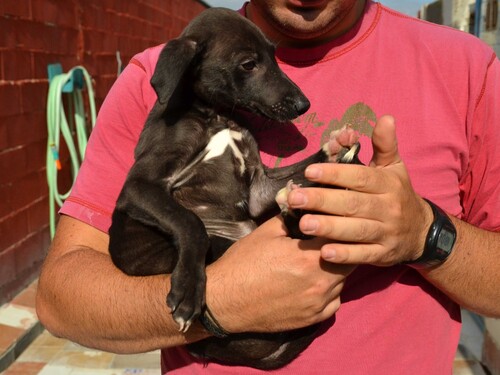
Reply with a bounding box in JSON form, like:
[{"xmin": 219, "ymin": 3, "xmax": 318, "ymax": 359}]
[{"xmin": 151, "ymin": 8, "xmax": 310, "ymax": 122}]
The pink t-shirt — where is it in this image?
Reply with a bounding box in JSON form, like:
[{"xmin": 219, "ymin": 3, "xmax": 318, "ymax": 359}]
[{"xmin": 61, "ymin": 1, "xmax": 500, "ymax": 374}]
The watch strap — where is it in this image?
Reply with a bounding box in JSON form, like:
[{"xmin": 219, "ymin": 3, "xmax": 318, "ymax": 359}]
[
  {"xmin": 199, "ymin": 305, "xmax": 230, "ymax": 338},
  {"xmin": 404, "ymin": 199, "xmax": 456, "ymax": 269}
]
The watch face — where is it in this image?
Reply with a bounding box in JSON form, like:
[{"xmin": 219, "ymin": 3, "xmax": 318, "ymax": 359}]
[{"xmin": 437, "ymin": 229, "xmax": 456, "ymax": 255}]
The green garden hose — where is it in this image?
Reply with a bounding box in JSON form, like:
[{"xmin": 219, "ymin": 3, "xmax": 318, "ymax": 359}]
[{"xmin": 46, "ymin": 66, "xmax": 96, "ymax": 239}]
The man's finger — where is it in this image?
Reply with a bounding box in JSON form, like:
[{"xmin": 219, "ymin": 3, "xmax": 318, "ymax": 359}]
[{"xmin": 303, "ymin": 163, "xmax": 389, "ymax": 194}]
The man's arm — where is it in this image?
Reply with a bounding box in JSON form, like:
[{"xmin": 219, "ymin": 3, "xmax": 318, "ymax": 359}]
[
  {"xmin": 36, "ymin": 215, "xmax": 209, "ymax": 353},
  {"xmin": 284, "ymin": 115, "xmax": 500, "ymax": 317},
  {"xmin": 36, "ymin": 215, "xmax": 352, "ymax": 353},
  {"xmin": 422, "ymin": 217, "xmax": 500, "ymax": 317}
]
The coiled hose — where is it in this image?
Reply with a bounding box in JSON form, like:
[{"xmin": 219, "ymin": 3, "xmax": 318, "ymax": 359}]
[{"xmin": 46, "ymin": 66, "xmax": 96, "ymax": 238}]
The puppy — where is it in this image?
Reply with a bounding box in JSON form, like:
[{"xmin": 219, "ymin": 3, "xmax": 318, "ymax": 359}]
[{"xmin": 109, "ymin": 8, "xmax": 360, "ymax": 370}]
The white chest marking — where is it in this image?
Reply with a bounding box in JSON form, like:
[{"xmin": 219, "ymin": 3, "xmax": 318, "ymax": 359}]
[{"xmin": 203, "ymin": 129, "xmax": 245, "ymax": 174}]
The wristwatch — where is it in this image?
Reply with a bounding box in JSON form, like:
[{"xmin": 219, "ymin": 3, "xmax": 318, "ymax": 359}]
[{"xmin": 405, "ymin": 199, "xmax": 457, "ymax": 269}]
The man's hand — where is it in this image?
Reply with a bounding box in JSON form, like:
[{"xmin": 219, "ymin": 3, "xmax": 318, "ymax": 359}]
[
  {"xmin": 205, "ymin": 216, "xmax": 355, "ymax": 333},
  {"xmin": 285, "ymin": 115, "xmax": 434, "ymax": 266}
]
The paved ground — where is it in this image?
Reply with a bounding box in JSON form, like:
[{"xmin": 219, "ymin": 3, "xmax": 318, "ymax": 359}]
[{"xmin": 0, "ymin": 281, "xmax": 491, "ymax": 375}]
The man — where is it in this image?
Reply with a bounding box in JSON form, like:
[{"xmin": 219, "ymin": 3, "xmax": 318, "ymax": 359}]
[{"xmin": 36, "ymin": 0, "xmax": 500, "ymax": 374}]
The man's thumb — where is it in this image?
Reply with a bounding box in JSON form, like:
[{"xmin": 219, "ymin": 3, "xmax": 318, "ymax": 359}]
[{"xmin": 370, "ymin": 115, "xmax": 401, "ymax": 167}]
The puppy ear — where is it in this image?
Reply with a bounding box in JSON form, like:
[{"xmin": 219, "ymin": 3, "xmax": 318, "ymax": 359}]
[{"xmin": 151, "ymin": 38, "xmax": 198, "ymax": 105}]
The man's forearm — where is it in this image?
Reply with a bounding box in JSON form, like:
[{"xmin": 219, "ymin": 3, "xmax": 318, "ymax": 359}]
[
  {"xmin": 36, "ymin": 247, "xmax": 209, "ymax": 353},
  {"xmin": 421, "ymin": 217, "xmax": 500, "ymax": 317}
]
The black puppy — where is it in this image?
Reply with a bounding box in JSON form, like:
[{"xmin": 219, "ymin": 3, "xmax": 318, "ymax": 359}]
[{"xmin": 109, "ymin": 8, "xmax": 360, "ymax": 370}]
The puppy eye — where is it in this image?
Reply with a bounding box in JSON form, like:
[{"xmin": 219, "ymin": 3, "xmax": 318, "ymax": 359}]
[{"xmin": 241, "ymin": 60, "xmax": 257, "ymax": 71}]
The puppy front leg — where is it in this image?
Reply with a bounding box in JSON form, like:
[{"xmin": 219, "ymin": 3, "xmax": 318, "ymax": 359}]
[
  {"xmin": 167, "ymin": 212, "xmax": 210, "ymax": 332},
  {"xmin": 275, "ymin": 126, "xmax": 363, "ymax": 239},
  {"xmin": 248, "ymin": 126, "xmax": 361, "ymax": 220}
]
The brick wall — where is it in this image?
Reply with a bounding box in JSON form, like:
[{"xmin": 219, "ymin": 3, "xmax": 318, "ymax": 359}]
[{"xmin": 0, "ymin": 0, "xmax": 208, "ymax": 305}]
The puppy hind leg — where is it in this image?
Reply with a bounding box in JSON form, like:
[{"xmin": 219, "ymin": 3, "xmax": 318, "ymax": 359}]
[
  {"xmin": 118, "ymin": 182, "xmax": 211, "ymax": 333},
  {"xmin": 109, "ymin": 210, "xmax": 179, "ymax": 276}
]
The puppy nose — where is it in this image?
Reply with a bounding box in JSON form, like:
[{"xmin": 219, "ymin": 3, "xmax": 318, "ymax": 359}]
[{"xmin": 294, "ymin": 97, "xmax": 310, "ymax": 115}]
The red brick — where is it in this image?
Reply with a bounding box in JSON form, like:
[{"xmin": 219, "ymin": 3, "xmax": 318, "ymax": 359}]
[
  {"xmin": 37, "ymin": 169, "xmax": 49, "ymax": 197},
  {"xmin": 0, "ymin": 141, "xmax": 45, "ymax": 194},
  {"xmin": 33, "ymin": 52, "xmax": 76, "ymax": 79},
  {"xmin": 27, "ymin": 197, "xmax": 49, "ymax": 233},
  {"xmin": 0, "ymin": 146, "xmax": 28, "ymax": 185},
  {"xmin": 14, "ymin": 229, "xmax": 49, "ymax": 273},
  {"xmin": 84, "ymin": 31, "xmax": 104, "ymax": 53},
  {"xmin": 9, "ymin": 171, "xmax": 45, "ymax": 214},
  {"xmin": 81, "ymin": 54, "xmax": 98, "ymax": 79},
  {"xmin": 117, "ymin": 13, "xmax": 133, "ymax": 35},
  {"xmin": 94, "ymin": 0, "xmax": 113, "ymax": 9},
  {"xmin": 0, "ymin": 18, "xmax": 18, "ymax": 49},
  {"xmin": 137, "ymin": 5, "xmax": 154, "ymax": 24},
  {"xmin": 0, "ymin": 247, "xmax": 16, "ymax": 288},
  {"xmin": 0, "ymin": 209, "xmax": 29, "ymax": 250},
  {"xmin": 80, "ymin": 3, "xmax": 103, "ymax": 30},
  {"xmin": 0, "ymin": 84, "xmax": 22, "ymax": 117},
  {"xmin": 49, "ymin": 27, "xmax": 80, "ymax": 55},
  {"xmin": 123, "ymin": 1, "xmax": 140, "ymax": 15},
  {"xmin": 2, "ymin": 0, "xmax": 31, "ymax": 19},
  {"xmin": 0, "ymin": 120, "xmax": 7, "ymax": 151},
  {"xmin": 139, "ymin": 24, "xmax": 155, "ymax": 42},
  {"xmin": 25, "ymin": 139, "xmax": 46, "ymax": 173},
  {"xmin": 118, "ymin": 35, "xmax": 147, "ymax": 56},
  {"xmin": 152, "ymin": 25, "xmax": 170, "ymax": 41},
  {"xmin": 1, "ymin": 50, "xmax": 33, "ymax": 81},
  {"xmin": 126, "ymin": 17, "xmax": 144, "ymax": 38},
  {"xmin": 0, "ymin": 182, "xmax": 13, "ymax": 220},
  {"xmin": 94, "ymin": 54, "xmax": 117, "ymax": 76},
  {"xmin": 101, "ymin": 33, "xmax": 119, "ymax": 52},
  {"xmin": 21, "ymin": 81, "xmax": 48, "ymax": 113},
  {"xmin": 11, "ymin": 20, "xmax": 45, "ymax": 51},
  {"xmin": 1, "ymin": 113, "xmax": 46, "ymax": 150},
  {"xmin": 11, "ymin": 20, "xmax": 76, "ymax": 54},
  {"xmin": 31, "ymin": 0, "xmax": 78, "ymax": 29},
  {"xmin": 93, "ymin": 10, "xmax": 120, "ymax": 33},
  {"xmin": 94, "ymin": 8, "xmax": 118, "ymax": 31}
]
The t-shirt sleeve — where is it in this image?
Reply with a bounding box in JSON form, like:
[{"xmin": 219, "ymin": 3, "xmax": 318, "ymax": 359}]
[
  {"xmin": 60, "ymin": 56, "xmax": 157, "ymax": 233},
  {"xmin": 460, "ymin": 53, "xmax": 500, "ymax": 231}
]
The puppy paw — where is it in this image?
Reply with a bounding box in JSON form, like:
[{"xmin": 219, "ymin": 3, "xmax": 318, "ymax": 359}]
[
  {"xmin": 276, "ymin": 180, "xmax": 311, "ymax": 239},
  {"xmin": 275, "ymin": 180, "xmax": 300, "ymax": 215},
  {"xmin": 167, "ymin": 265, "xmax": 207, "ymax": 333},
  {"xmin": 323, "ymin": 125, "xmax": 361, "ymax": 163}
]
